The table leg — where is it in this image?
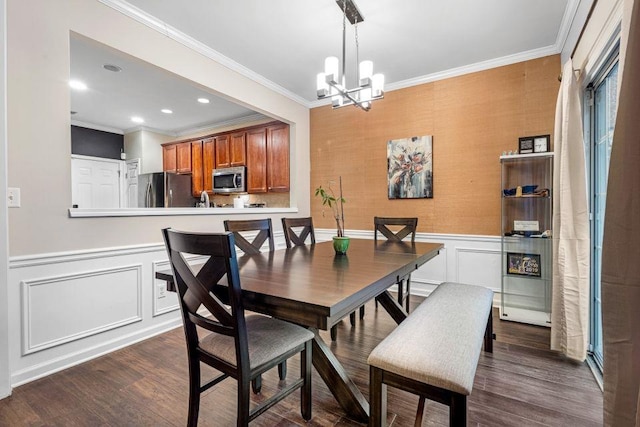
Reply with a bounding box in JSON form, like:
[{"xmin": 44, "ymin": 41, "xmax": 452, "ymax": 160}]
[
  {"xmin": 310, "ymin": 328, "xmax": 369, "ymax": 422},
  {"xmin": 376, "ymin": 291, "xmax": 408, "ymax": 325}
]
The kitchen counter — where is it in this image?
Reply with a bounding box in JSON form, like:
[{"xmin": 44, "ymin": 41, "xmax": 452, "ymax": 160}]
[{"xmin": 68, "ymin": 206, "xmax": 297, "ymax": 218}]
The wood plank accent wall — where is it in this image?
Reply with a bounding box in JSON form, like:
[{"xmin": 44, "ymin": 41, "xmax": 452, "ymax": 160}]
[{"xmin": 310, "ymin": 55, "xmax": 560, "ymax": 236}]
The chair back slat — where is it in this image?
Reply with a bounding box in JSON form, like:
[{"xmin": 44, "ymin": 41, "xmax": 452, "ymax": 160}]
[
  {"xmin": 162, "ymin": 228, "xmax": 248, "ymax": 354},
  {"xmin": 224, "ymin": 219, "xmax": 275, "ymax": 254},
  {"xmin": 282, "ymin": 217, "xmax": 316, "ymax": 248},
  {"xmin": 374, "ymin": 217, "xmax": 418, "ymax": 243}
]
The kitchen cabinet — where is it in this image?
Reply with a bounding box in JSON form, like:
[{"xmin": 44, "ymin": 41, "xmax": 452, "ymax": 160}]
[
  {"xmin": 500, "ymin": 152, "xmax": 553, "ymax": 327},
  {"xmin": 176, "ymin": 142, "xmax": 192, "ymax": 173},
  {"xmin": 266, "ymin": 123, "xmax": 290, "ymax": 192},
  {"xmin": 246, "ymin": 123, "xmax": 290, "ymax": 193},
  {"xmin": 246, "ymin": 128, "xmax": 267, "ymax": 193},
  {"xmin": 202, "ymin": 137, "xmax": 215, "ymax": 193},
  {"xmin": 215, "ymin": 132, "xmax": 246, "ymax": 168},
  {"xmin": 163, "ymin": 144, "xmax": 177, "ymax": 172},
  {"xmin": 163, "ymin": 142, "xmax": 191, "ymax": 174},
  {"xmin": 191, "ymin": 141, "xmax": 203, "ymax": 197}
]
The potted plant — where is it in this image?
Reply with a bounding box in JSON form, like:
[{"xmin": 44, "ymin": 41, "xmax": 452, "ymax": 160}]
[{"xmin": 314, "ymin": 176, "xmax": 349, "ymax": 254}]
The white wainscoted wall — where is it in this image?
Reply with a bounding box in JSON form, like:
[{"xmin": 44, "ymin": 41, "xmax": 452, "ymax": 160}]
[{"xmin": 7, "ymin": 229, "xmax": 500, "ymax": 387}]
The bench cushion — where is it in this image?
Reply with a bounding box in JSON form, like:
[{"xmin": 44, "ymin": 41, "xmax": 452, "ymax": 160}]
[{"xmin": 368, "ymin": 282, "xmax": 493, "ymax": 395}]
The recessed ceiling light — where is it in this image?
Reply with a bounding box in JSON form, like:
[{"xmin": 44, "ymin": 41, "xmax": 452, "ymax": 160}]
[
  {"xmin": 197, "ymin": 98, "xmax": 210, "ymax": 104},
  {"xmin": 69, "ymin": 80, "xmax": 87, "ymax": 91},
  {"xmin": 161, "ymin": 109, "xmax": 173, "ymax": 114},
  {"xmin": 103, "ymin": 64, "xmax": 122, "ymax": 72},
  {"xmin": 131, "ymin": 116, "xmax": 144, "ymax": 123}
]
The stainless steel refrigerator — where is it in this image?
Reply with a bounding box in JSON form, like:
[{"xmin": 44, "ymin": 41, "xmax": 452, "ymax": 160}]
[{"xmin": 137, "ymin": 172, "xmax": 193, "ymax": 207}]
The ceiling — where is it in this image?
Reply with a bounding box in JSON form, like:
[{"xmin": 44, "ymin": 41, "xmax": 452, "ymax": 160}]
[{"xmin": 72, "ymin": 0, "xmax": 578, "ymax": 134}]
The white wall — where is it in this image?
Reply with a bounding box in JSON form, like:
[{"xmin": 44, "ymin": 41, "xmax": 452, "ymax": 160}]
[
  {"xmin": 6, "ymin": 0, "xmax": 310, "ymax": 256},
  {"xmin": 124, "ymin": 129, "xmax": 173, "ymax": 174},
  {"xmin": 0, "ymin": 0, "xmax": 10, "ymax": 399}
]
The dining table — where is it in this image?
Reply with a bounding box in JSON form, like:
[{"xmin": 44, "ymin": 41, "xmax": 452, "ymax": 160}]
[{"xmin": 157, "ymin": 238, "xmax": 443, "ymax": 422}]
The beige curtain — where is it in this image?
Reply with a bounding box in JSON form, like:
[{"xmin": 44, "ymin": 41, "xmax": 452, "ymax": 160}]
[
  {"xmin": 602, "ymin": 0, "xmax": 640, "ymax": 424},
  {"xmin": 550, "ymin": 59, "xmax": 590, "ymax": 362}
]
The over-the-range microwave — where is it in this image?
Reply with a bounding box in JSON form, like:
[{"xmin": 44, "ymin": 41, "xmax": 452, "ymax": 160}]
[{"xmin": 212, "ymin": 166, "xmax": 246, "ymax": 194}]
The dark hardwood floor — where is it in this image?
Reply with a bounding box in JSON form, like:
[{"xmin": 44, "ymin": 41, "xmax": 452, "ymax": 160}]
[{"xmin": 0, "ymin": 298, "xmax": 603, "ymax": 426}]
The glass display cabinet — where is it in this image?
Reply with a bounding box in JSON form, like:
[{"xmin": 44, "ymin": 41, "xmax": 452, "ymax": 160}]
[{"xmin": 500, "ymin": 152, "xmax": 553, "ymax": 326}]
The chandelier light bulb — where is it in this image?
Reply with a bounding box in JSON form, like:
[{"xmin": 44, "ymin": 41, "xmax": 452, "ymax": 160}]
[
  {"xmin": 324, "ymin": 57, "xmax": 339, "ymax": 83},
  {"xmin": 359, "ymin": 60, "xmax": 373, "ymax": 86},
  {"xmin": 372, "ymin": 73, "xmax": 385, "ymax": 97}
]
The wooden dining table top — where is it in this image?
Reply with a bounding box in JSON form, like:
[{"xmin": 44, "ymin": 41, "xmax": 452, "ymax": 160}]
[{"xmin": 157, "ymin": 238, "xmax": 443, "ymax": 330}]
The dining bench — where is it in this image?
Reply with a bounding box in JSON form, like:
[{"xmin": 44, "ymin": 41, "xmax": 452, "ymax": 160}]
[{"xmin": 367, "ymin": 282, "xmax": 494, "ymax": 426}]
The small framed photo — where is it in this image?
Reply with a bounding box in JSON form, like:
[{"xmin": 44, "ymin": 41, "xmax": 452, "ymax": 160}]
[
  {"xmin": 518, "ymin": 137, "xmax": 534, "ymax": 154},
  {"xmin": 507, "ymin": 252, "xmax": 542, "ymax": 277},
  {"xmin": 533, "ymin": 135, "xmax": 550, "ymax": 153}
]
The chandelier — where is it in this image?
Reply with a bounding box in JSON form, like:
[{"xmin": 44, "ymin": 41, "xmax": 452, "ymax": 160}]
[{"xmin": 316, "ymin": 0, "xmax": 384, "ymax": 111}]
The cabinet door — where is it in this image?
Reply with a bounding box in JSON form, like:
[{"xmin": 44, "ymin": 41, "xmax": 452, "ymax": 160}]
[
  {"xmin": 246, "ymin": 128, "xmax": 267, "ymax": 193},
  {"xmin": 230, "ymin": 132, "xmax": 246, "ymax": 166},
  {"xmin": 191, "ymin": 141, "xmax": 203, "ymax": 197},
  {"xmin": 163, "ymin": 145, "xmax": 177, "ymax": 172},
  {"xmin": 202, "ymin": 138, "xmax": 215, "ymax": 193},
  {"xmin": 216, "ymin": 134, "xmax": 230, "ymax": 168},
  {"xmin": 176, "ymin": 142, "xmax": 192, "ymax": 173},
  {"xmin": 267, "ymin": 124, "xmax": 290, "ymax": 192}
]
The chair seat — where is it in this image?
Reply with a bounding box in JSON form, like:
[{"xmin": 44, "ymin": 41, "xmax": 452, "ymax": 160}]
[{"xmin": 200, "ymin": 315, "xmax": 314, "ymax": 369}]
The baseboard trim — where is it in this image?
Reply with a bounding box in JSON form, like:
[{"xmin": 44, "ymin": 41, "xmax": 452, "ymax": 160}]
[{"xmin": 11, "ymin": 317, "xmax": 182, "ymax": 387}]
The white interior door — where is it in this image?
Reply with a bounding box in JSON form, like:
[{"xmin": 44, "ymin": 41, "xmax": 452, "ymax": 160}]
[
  {"xmin": 124, "ymin": 159, "xmax": 140, "ymax": 208},
  {"xmin": 71, "ymin": 156, "xmax": 121, "ymax": 209}
]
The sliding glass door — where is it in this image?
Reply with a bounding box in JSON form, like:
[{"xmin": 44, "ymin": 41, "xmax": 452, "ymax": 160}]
[{"xmin": 588, "ymin": 54, "xmax": 618, "ymax": 371}]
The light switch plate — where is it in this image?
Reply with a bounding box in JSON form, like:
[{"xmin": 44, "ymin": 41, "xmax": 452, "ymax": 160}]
[{"xmin": 7, "ymin": 187, "xmax": 21, "ymax": 208}]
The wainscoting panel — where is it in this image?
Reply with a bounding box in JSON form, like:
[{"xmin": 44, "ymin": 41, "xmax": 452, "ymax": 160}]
[
  {"xmin": 455, "ymin": 247, "xmax": 502, "ymax": 292},
  {"xmin": 21, "ymin": 265, "xmax": 142, "ymax": 355},
  {"xmin": 7, "ymin": 229, "xmax": 500, "ymax": 387},
  {"xmin": 152, "ymin": 260, "xmax": 179, "ymax": 317}
]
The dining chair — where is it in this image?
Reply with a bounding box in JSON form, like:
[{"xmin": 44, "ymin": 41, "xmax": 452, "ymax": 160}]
[
  {"xmin": 224, "ymin": 218, "xmax": 275, "ymax": 255},
  {"xmin": 162, "ymin": 228, "xmax": 313, "ymax": 427},
  {"xmin": 281, "ymin": 217, "xmax": 316, "ymax": 248},
  {"xmin": 374, "ymin": 216, "xmax": 418, "ymax": 312},
  {"xmin": 223, "ymin": 218, "xmax": 287, "ymax": 386}
]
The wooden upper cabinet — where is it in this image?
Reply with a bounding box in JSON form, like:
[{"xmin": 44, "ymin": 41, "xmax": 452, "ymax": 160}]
[
  {"xmin": 267, "ymin": 124, "xmax": 290, "ymax": 192},
  {"xmin": 246, "ymin": 128, "xmax": 267, "ymax": 193},
  {"xmin": 202, "ymin": 137, "xmax": 215, "ymax": 193},
  {"xmin": 176, "ymin": 142, "xmax": 192, "ymax": 173},
  {"xmin": 215, "ymin": 134, "xmax": 230, "ymax": 168},
  {"xmin": 229, "ymin": 131, "xmax": 246, "ymax": 166},
  {"xmin": 163, "ymin": 144, "xmax": 177, "ymax": 172},
  {"xmin": 191, "ymin": 141, "xmax": 203, "ymax": 197},
  {"xmin": 216, "ymin": 132, "xmax": 246, "ymax": 168}
]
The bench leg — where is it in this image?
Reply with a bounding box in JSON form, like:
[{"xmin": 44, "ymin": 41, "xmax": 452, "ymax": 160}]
[
  {"xmin": 369, "ymin": 366, "xmax": 387, "ymax": 427},
  {"xmin": 484, "ymin": 308, "xmax": 494, "ymax": 353},
  {"xmin": 449, "ymin": 393, "xmax": 467, "ymax": 427}
]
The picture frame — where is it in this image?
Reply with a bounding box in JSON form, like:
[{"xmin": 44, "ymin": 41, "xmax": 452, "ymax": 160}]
[
  {"xmin": 533, "ymin": 134, "xmax": 550, "ymax": 153},
  {"xmin": 507, "ymin": 252, "xmax": 541, "ymax": 277},
  {"xmin": 518, "ymin": 137, "xmax": 534, "ymax": 154},
  {"xmin": 387, "ymin": 135, "xmax": 433, "ymax": 199}
]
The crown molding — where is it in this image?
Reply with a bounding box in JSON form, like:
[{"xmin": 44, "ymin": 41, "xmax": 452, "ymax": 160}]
[
  {"xmin": 556, "ymin": 0, "xmax": 582, "ymax": 54},
  {"xmin": 99, "ymin": 0, "xmax": 310, "ymax": 108},
  {"xmin": 174, "ymin": 113, "xmax": 269, "ymax": 137},
  {"xmin": 71, "ymin": 120, "xmax": 124, "ymax": 135}
]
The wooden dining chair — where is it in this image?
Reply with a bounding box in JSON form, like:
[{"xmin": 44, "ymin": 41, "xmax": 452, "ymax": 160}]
[
  {"xmin": 224, "ymin": 219, "xmax": 275, "ymax": 255},
  {"xmin": 162, "ymin": 228, "xmax": 313, "ymax": 427},
  {"xmin": 374, "ymin": 216, "xmax": 418, "ymax": 312},
  {"xmin": 223, "ymin": 218, "xmax": 287, "ymax": 386},
  {"xmin": 281, "ymin": 217, "xmax": 316, "ymax": 248}
]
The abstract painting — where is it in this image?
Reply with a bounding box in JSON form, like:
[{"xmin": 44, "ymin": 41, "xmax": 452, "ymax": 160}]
[{"xmin": 387, "ymin": 135, "xmax": 433, "ymax": 199}]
